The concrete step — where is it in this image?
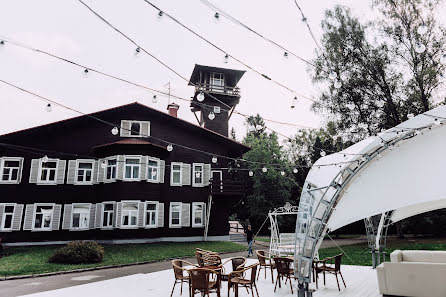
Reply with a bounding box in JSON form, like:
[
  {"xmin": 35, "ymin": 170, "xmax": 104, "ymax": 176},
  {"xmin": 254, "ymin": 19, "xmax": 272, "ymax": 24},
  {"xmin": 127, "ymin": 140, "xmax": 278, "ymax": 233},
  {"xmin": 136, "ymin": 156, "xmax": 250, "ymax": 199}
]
[{"xmin": 229, "ymin": 234, "xmax": 246, "ymax": 242}]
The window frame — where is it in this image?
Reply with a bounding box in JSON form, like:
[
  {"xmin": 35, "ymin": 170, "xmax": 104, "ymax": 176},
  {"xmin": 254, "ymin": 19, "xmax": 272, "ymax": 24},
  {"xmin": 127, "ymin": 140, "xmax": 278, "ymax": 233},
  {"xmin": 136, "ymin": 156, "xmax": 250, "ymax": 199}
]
[
  {"xmin": 192, "ymin": 202, "xmax": 205, "ymax": 228},
  {"xmin": 37, "ymin": 159, "xmax": 59, "ymax": 185},
  {"xmin": 170, "ymin": 162, "xmax": 182, "ymax": 186},
  {"xmin": 145, "ymin": 201, "xmax": 158, "ymax": 228},
  {"xmin": 210, "ymin": 72, "xmax": 225, "ymax": 89},
  {"xmin": 192, "ymin": 163, "xmax": 204, "ymax": 187},
  {"xmin": 120, "ymin": 200, "xmax": 140, "ymax": 229},
  {"xmin": 75, "ymin": 159, "xmax": 95, "ymax": 185},
  {"xmin": 0, "ymin": 203, "xmax": 16, "ymax": 231},
  {"xmin": 147, "ymin": 158, "xmax": 160, "ymax": 183},
  {"xmin": 104, "ymin": 157, "xmax": 117, "ymax": 182},
  {"xmin": 169, "ymin": 202, "xmax": 182, "ymax": 228},
  {"xmin": 0, "ymin": 157, "xmax": 23, "ymax": 184},
  {"xmin": 71, "ymin": 203, "xmax": 91, "ymax": 230},
  {"xmin": 101, "ymin": 201, "xmax": 115, "ymax": 228},
  {"xmin": 120, "ymin": 120, "xmax": 150, "ymax": 138},
  {"xmin": 123, "ymin": 155, "xmax": 142, "ymax": 181},
  {"xmin": 32, "ymin": 203, "xmax": 55, "ymax": 231}
]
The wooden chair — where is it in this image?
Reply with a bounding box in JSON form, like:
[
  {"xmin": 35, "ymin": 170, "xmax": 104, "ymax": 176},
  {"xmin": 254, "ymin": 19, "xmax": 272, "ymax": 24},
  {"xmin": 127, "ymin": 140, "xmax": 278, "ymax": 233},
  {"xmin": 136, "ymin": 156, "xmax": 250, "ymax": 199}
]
[
  {"xmin": 171, "ymin": 259, "xmax": 197, "ymax": 297},
  {"xmin": 255, "ymin": 250, "xmax": 275, "ymax": 283},
  {"xmin": 273, "ymin": 257, "xmax": 295, "ymax": 294},
  {"xmin": 227, "ymin": 263, "xmax": 259, "ymax": 297},
  {"xmin": 188, "ymin": 268, "xmax": 221, "ymax": 297},
  {"xmin": 314, "ymin": 253, "xmax": 346, "ymax": 291},
  {"xmin": 195, "ymin": 249, "xmax": 222, "ymax": 267},
  {"xmin": 220, "ymin": 257, "xmax": 247, "ymax": 282}
]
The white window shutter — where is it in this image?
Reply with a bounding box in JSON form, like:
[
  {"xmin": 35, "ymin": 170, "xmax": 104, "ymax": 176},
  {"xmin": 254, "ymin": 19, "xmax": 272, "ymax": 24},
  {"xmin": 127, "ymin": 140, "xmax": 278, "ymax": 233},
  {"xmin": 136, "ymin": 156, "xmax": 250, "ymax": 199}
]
[
  {"xmin": 17, "ymin": 158, "xmax": 24, "ymax": 184},
  {"xmin": 202, "ymin": 203, "xmax": 207, "ymax": 227},
  {"xmin": 116, "ymin": 202, "xmax": 122, "ymax": 228},
  {"xmin": 62, "ymin": 204, "xmax": 73, "ymax": 230},
  {"xmin": 157, "ymin": 203, "xmax": 164, "ymax": 227},
  {"xmin": 203, "ymin": 164, "xmax": 211, "ymax": 186},
  {"xmin": 0, "ymin": 205, "xmax": 4, "ymax": 228},
  {"xmin": 66, "ymin": 160, "xmax": 76, "ymax": 184},
  {"xmin": 140, "ymin": 156, "xmax": 148, "ymax": 180},
  {"xmin": 23, "ymin": 204, "xmax": 35, "ymax": 230},
  {"xmin": 159, "ymin": 160, "xmax": 165, "ymax": 183},
  {"xmin": 116, "ymin": 155, "xmax": 124, "ymax": 180},
  {"xmin": 141, "ymin": 121, "xmax": 150, "ymax": 137},
  {"xmin": 95, "ymin": 203, "xmax": 103, "ymax": 228},
  {"xmin": 52, "ymin": 205, "xmax": 62, "ymax": 230},
  {"xmin": 29, "ymin": 159, "xmax": 40, "ymax": 184},
  {"xmin": 98, "ymin": 159, "xmax": 105, "ymax": 183},
  {"xmin": 181, "ymin": 203, "xmax": 190, "ymax": 227},
  {"xmin": 182, "ymin": 163, "xmax": 191, "ymax": 186},
  {"xmin": 120, "ymin": 120, "xmax": 131, "ymax": 137},
  {"xmin": 89, "ymin": 204, "xmax": 96, "ymax": 229},
  {"xmin": 138, "ymin": 202, "xmax": 145, "ymax": 228},
  {"xmin": 92, "ymin": 160, "xmax": 99, "ymax": 184},
  {"xmin": 56, "ymin": 160, "xmax": 66, "ymax": 184},
  {"xmin": 112, "ymin": 202, "xmax": 117, "ymax": 228},
  {"xmin": 12, "ymin": 204, "xmax": 24, "ymax": 230}
]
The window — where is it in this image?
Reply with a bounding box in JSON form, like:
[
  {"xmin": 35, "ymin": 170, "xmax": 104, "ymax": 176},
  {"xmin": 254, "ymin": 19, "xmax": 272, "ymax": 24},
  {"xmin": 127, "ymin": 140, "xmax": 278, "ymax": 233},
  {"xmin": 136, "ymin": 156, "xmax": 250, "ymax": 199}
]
[
  {"xmin": 192, "ymin": 203, "xmax": 205, "ymax": 227},
  {"xmin": 130, "ymin": 122, "xmax": 141, "ymax": 136},
  {"xmin": 210, "ymin": 72, "xmax": 224, "ymax": 91},
  {"xmin": 147, "ymin": 159, "xmax": 159, "ymax": 182},
  {"xmin": 0, "ymin": 158, "xmax": 22, "ymax": 183},
  {"xmin": 106, "ymin": 158, "xmax": 117, "ymax": 180},
  {"xmin": 193, "ymin": 164, "xmax": 204, "ymax": 186},
  {"xmin": 124, "ymin": 157, "xmax": 141, "ymax": 180},
  {"xmin": 102, "ymin": 203, "xmax": 114, "ymax": 228},
  {"xmin": 171, "ymin": 163, "xmax": 182, "ymax": 186},
  {"xmin": 1, "ymin": 205, "xmax": 14, "ymax": 230},
  {"xmin": 145, "ymin": 202, "xmax": 158, "ymax": 227},
  {"xmin": 122, "ymin": 202, "xmax": 138, "ymax": 227},
  {"xmin": 39, "ymin": 161, "xmax": 58, "ymax": 183},
  {"xmin": 72, "ymin": 204, "xmax": 90, "ymax": 229},
  {"xmin": 33, "ymin": 205, "xmax": 53, "ymax": 230},
  {"xmin": 120, "ymin": 120, "xmax": 150, "ymax": 138},
  {"xmin": 76, "ymin": 161, "xmax": 93, "ymax": 184},
  {"xmin": 169, "ymin": 202, "xmax": 181, "ymax": 227}
]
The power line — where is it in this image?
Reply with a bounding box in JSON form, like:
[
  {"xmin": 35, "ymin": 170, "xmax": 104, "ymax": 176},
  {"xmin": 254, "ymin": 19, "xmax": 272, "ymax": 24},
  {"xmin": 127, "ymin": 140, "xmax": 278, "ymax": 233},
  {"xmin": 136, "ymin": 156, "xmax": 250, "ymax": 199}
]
[{"xmin": 292, "ymin": 0, "xmax": 322, "ymax": 51}]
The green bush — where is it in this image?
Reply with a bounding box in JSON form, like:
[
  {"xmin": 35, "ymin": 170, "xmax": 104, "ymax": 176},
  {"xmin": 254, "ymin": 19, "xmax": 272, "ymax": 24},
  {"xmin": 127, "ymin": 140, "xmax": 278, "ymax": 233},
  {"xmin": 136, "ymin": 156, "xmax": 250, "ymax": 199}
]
[{"xmin": 49, "ymin": 241, "xmax": 104, "ymax": 264}]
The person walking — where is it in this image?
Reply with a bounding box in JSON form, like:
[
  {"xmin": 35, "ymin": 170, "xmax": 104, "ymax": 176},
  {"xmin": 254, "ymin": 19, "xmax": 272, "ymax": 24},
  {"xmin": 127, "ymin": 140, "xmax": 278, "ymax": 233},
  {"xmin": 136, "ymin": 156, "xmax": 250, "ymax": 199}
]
[{"xmin": 246, "ymin": 224, "xmax": 254, "ymax": 257}]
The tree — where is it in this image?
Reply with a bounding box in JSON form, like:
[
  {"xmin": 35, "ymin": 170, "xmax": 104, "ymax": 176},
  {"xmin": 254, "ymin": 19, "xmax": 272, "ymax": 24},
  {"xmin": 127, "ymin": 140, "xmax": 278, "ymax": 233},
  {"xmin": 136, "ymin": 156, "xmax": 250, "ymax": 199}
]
[{"xmin": 230, "ymin": 127, "xmax": 237, "ymax": 141}]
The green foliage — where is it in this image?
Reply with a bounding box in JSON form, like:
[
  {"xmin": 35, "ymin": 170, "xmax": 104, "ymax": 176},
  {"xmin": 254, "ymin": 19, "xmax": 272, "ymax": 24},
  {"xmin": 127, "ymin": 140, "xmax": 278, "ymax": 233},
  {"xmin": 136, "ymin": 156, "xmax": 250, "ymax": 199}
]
[{"xmin": 49, "ymin": 241, "xmax": 104, "ymax": 264}]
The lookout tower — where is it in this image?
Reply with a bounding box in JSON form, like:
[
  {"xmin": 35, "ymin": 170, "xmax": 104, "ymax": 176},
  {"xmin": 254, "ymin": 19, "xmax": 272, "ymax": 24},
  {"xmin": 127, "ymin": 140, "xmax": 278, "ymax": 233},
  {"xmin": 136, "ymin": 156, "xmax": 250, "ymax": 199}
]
[{"xmin": 189, "ymin": 64, "xmax": 245, "ymax": 137}]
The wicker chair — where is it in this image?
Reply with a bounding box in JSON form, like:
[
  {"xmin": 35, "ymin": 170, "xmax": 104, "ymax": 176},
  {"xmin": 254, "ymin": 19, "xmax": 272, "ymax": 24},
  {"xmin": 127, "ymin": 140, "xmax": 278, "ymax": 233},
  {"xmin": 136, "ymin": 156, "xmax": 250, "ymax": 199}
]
[
  {"xmin": 188, "ymin": 268, "xmax": 221, "ymax": 297},
  {"xmin": 227, "ymin": 263, "xmax": 259, "ymax": 297},
  {"xmin": 195, "ymin": 249, "xmax": 222, "ymax": 267},
  {"xmin": 220, "ymin": 257, "xmax": 247, "ymax": 281},
  {"xmin": 273, "ymin": 257, "xmax": 295, "ymax": 294},
  {"xmin": 255, "ymin": 250, "xmax": 275, "ymax": 283},
  {"xmin": 171, "ymin": 259, "xmax": 197, "ymax": 297},
  {"xmin": 314, "ymin": 253, "xmax": 346, "ymax": 291}
]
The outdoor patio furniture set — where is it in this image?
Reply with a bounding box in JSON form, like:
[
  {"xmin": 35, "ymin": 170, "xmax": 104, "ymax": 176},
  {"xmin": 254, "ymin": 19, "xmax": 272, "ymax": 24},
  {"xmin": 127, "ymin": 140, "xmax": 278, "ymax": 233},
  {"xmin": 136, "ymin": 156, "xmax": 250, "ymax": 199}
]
[{"xmin": 171, "ymin": 248, "xmax": 346, "ymax": 296}]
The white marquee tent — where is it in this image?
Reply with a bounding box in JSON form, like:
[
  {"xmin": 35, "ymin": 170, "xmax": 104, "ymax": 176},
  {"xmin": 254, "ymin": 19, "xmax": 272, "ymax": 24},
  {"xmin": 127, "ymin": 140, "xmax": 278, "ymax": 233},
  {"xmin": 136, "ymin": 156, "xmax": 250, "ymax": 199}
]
[{"xmin": 293, "ymin": 105, "xmax": 446, "ymax": 294}]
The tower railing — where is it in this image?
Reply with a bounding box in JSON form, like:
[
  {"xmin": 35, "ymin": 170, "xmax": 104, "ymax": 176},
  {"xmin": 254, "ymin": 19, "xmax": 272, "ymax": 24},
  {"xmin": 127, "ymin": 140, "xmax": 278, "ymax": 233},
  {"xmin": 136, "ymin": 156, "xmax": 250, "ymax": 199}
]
[{"xmin": 195, "ymin": 83, "xmax": 240, "ymax": 96}]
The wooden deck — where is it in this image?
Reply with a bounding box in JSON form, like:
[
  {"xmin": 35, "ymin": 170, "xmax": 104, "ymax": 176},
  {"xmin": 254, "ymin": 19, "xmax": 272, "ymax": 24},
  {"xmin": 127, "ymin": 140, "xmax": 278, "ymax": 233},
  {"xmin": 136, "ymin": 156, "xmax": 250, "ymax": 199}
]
[{"xmin": 20, "ymin": 260, "xmax": 380, "ymax": 297}]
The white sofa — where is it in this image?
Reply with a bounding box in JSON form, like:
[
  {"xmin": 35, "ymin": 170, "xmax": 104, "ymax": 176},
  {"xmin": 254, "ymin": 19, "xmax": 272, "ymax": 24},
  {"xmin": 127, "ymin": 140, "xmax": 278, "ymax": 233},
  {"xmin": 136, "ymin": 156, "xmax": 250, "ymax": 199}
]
[{"xmin": 376, "ymin": 250, "xmax": 446, "ymax": 297}]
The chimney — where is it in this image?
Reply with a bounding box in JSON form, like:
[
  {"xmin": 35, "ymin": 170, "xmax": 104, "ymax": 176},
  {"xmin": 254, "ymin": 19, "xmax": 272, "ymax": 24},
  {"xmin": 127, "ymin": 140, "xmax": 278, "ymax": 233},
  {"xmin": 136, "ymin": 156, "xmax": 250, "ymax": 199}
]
[{"xmin": 167, "ymin": 102, "xmax": 180, "ymax": 118}]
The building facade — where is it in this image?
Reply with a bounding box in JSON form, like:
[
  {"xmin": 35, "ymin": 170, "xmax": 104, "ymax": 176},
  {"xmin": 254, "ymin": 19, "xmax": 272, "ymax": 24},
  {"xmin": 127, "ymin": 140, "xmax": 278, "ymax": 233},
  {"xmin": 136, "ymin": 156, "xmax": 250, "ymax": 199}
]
[{"xmin": 0, "ymin": 65, "xmax": 249, "ymax": 245}]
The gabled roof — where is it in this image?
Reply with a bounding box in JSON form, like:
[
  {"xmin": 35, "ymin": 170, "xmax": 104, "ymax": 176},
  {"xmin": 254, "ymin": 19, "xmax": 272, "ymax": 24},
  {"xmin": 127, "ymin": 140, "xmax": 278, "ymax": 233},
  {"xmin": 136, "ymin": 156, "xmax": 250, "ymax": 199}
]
[{"xmin": 188, "ymin": 64, "xmax": 246, "ymax": 86}]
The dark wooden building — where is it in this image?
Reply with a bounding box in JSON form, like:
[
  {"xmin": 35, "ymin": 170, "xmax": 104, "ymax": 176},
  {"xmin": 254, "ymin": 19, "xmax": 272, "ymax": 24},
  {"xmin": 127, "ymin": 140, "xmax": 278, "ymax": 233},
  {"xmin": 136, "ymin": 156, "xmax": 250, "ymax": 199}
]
[{"xmin": 0, "ymin": 65, "xmax": 249, "ymax": 245}]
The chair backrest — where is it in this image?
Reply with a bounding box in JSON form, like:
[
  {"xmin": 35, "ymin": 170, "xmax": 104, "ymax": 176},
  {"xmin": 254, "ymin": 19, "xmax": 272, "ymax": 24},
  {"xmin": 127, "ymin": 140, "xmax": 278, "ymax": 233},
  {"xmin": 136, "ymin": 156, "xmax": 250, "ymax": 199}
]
[
  {"xmin": 172, "ymin": 260, "xmax": 184, "ymax": 279},
  {"xmin": 256, "ymin": 250, "xmax": 266, "ymax": 265},
  {"xmin": 199, "ymin": 251, "xmax": 222, "ymax": 267},
  {"xmin": 231, "ymin": 257, "xmax": 247, "ymax": 271},
  {"xmin": 196, "ymin": 251, "xmax": 205, "ymax": 267},
  {"xmin": 334, "ymin": 254, "xmax": 343, "ymax": 271},
  {"xmin": 189, "ymin": 268, "xmax": 218, "ymax": 290},
  {"xmin": 274, "ymin": 257, "xmax": 293, "ymax": 274},
  {"xmin": 249, "ymin": 263, "xmax": 259, "ymax": 283}
]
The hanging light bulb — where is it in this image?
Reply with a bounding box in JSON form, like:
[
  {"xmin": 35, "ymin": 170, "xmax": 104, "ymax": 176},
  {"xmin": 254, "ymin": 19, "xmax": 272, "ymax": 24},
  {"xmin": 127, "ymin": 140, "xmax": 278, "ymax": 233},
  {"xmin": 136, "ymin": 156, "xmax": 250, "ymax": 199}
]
[
  {"xmin": 434, "ymin": 118, "xmax": 441, "ymax": 125},
  {"xmin": 334, "ymin": 81, "xmax": 342, "ymax": 89},
  {"xmin": 280, "ymin": 171, "xmax": 285, "ymax": 176},
  {"xmin": 291, "ymin": 96, "xmax": 298, "ymax": 109},
  {"xmin": 377, "ymin": 101, "xmax": 385, "ymax": 108},
  {"xmin": 101, "ymin": 162, "xmax": 107, "ymax": 169},
  {"xmin": 152, "ymin": 95, "xmax": 157, "ymax": 103},
  {"xmin": 223, "ymin": 53, "xmax": 229, "ymax": 64},
  {"xmin": 361, "ymin": 156, "xmax": 367, "ymax": 162},
  {"xmin": 297, "ymin": 130, "xmax": 303, "ymax": 137},
  {"xmin": 340, "ymin": 72, "xmax": 348, "ymax": 81},
  {"xmin": 0, "ymin": 40, "xmax": 4, "ymax": 46},
  {"xmin": 135, "ymin": 47, "xmax": 141, "ymax": 55},
  {"xmin": 407, "ymin": 113, "xmax": 414, "ymax": 119},
  {"xmin": 347, "ymin": 103, "xmax": 355, "ymax": 111},
  {"xmin": 440, "ymin": 54, "xmax": 446, "ymax": 64},
  {"xmin": 213, "ymin": 12, "xmax": 220, "ymax": 23},
  {"xmin": 197, "ymin": 91, "xmax": 205, "ymax": 102},
  {"xmin": 45, "ymin": 103, "xmax": 52, "ymax": 112},
  {"xmin": 417, "ymin": 24, "xmax": 428, "ymax": 35},
  {"xmin": 157, "ymin": 11, "xmax": 164, "ymax": 20},
  {"xmin": 329, "ymin": 71, "xmax": 337, "ymax": 80},
  {"xmin": 320, "ymin": 151, "xmax": 326, "ymax": 157},
  {"xmin": 262, "ymin": 167, "xmax": 267, "ymax": 173},
  {"xmin": 249, "ymin": 170, "xmax": 254, "ymax": 177},
  {"xmin": 208, "ymin": 112, "xmax": 215, "ymax": 120},
  {"xmin": 42, "ymin": 155, "xmax": 49, "ymax": 163},
  {"xmin": 167, "ymin": 144, "xmax": 173, "ymax": 152},
  {"xmin": 302, "ymin": 17, "xmax": 307, "ymax": 22},
  {"xmin": 293, "ymin": 168, "xmax": 298, "ymax": 174},
  {"xmin": 212, "ymin": 156, "xmax": 218, "ymax": 164},
  {"xmin": 415, "ymin": 130, "xmax": 421, "ymax": 135},
  {"xmin": 283, "ymin": 52, "xmax": 289, "ymax": 59},
  {"xmin": 83, "ymin": 68, "xmax": 89, "ymax": 76},
  {"xmin": 415, "ymin": 43, "xmax": 426, "ymax": 54},
  {"xmin": 255, "ymin": 124, "xmax": 263, "ymax": 131},
  {"xmin": 111, "ymin": 127, "xmax": 119, "ymax": 135}
]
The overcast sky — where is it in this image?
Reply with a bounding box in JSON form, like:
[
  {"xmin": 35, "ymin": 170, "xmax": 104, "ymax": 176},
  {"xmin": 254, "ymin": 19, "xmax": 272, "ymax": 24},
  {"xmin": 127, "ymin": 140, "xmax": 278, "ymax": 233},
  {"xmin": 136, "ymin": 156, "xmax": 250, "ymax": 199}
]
[{"xmin": 0, "ymin": 0, "xmax": 373, "ymax": 139}]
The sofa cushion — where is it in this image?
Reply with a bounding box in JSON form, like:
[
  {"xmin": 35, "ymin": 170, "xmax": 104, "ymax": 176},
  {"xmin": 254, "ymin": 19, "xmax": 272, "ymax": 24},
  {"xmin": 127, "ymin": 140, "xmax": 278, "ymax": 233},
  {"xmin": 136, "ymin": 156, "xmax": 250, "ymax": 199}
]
[{"xmin": 402, "ymin": 250, "xmax": 446, "ymax": 263}]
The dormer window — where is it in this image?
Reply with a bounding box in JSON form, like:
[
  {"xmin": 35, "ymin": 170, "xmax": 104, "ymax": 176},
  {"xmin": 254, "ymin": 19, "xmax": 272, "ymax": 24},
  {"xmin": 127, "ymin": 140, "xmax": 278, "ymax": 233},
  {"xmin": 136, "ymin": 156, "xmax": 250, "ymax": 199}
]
[{"xmin": 120, "ymin": 120, "xmax": 150, "ymax": 138}]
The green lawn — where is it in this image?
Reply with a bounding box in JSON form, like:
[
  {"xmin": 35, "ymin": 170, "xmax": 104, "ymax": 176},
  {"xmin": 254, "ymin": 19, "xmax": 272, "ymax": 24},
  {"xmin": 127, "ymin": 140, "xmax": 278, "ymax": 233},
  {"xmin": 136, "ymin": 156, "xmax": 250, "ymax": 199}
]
[
  {"xmin": 318, "ymin": 239, "xmax": 446, "ymax": 266},
  {"xmin": 255, "ymin": 236, "xmax": 270, "ymax": 242},
  {"xmin": 0, "ymin": 241, "xmax": 244, "ymax": 277}
]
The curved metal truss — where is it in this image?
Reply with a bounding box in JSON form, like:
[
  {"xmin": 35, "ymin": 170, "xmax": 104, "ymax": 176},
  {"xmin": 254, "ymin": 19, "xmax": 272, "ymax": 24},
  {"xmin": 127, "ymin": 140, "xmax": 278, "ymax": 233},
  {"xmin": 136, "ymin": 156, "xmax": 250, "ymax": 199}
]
[
  {"xmin": 364, "ymin": 211, "xmax": 393, "ymax": 268},
  {"xmin": 293, "ymin": 131, "xmax": 418, "ymax": 295},
  {"xmin": 269, "ymin": 202, "xmax": 299, "ymax": 256}
]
